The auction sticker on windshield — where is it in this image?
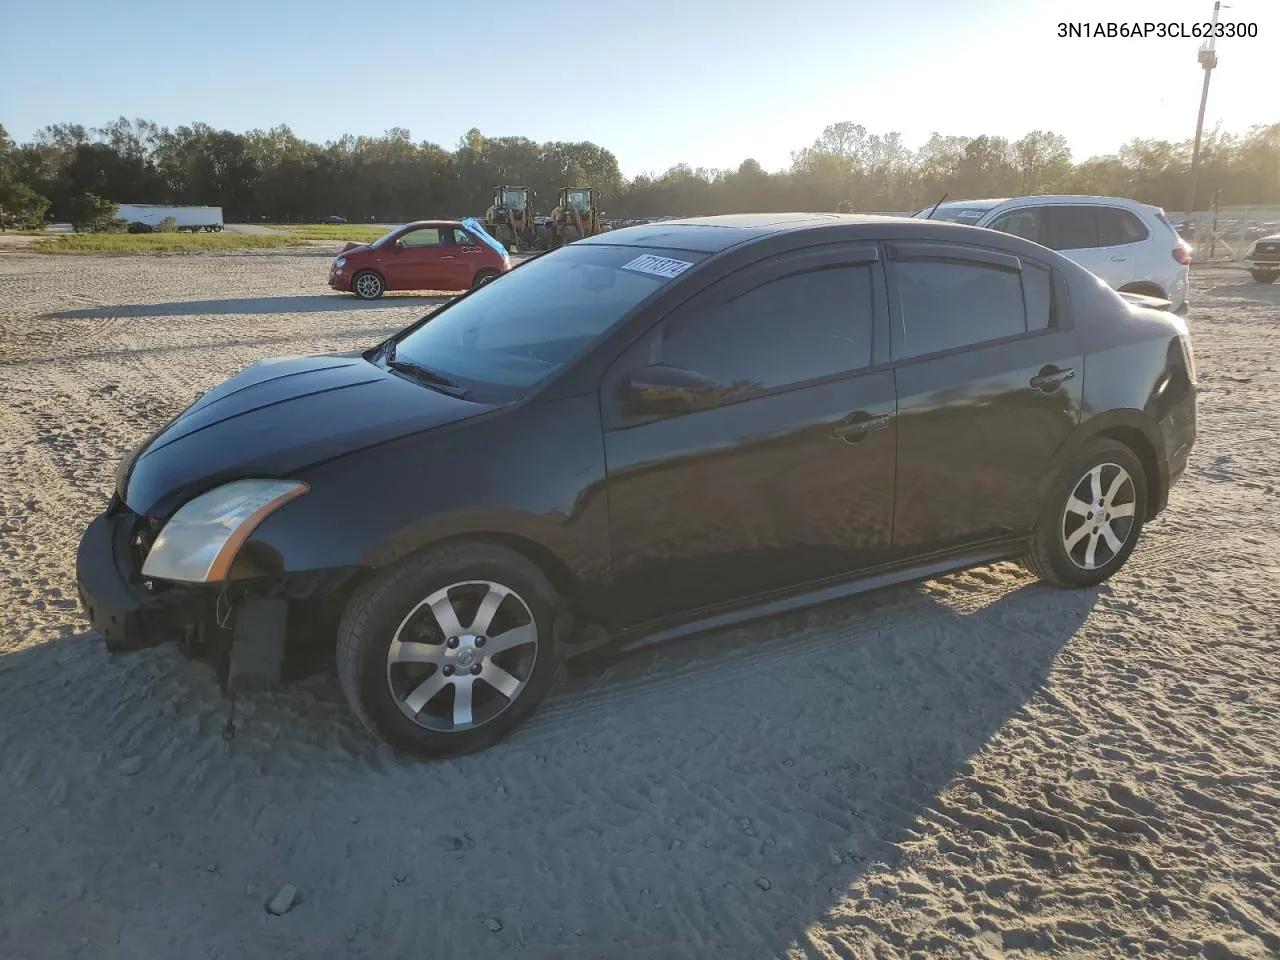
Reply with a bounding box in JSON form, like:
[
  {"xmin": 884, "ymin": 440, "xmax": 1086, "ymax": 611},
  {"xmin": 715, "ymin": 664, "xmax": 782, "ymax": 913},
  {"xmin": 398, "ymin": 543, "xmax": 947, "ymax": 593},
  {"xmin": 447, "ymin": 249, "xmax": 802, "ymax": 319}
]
[{"xmin": 620, "ymin": 254, "xmax": 695, "ymax": 280}]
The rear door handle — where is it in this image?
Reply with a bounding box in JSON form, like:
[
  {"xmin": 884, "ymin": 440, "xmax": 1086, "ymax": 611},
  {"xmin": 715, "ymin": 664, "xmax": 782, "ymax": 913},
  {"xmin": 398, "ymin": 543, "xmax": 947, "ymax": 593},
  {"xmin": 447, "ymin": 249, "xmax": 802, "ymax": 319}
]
[
  {"xmin": 831, "ymin": 411, "xmax": 893, "ymax": 442},
  {"xmin": 1030, "ymin": 367, "xmax": 1075, "ymax": 393}
]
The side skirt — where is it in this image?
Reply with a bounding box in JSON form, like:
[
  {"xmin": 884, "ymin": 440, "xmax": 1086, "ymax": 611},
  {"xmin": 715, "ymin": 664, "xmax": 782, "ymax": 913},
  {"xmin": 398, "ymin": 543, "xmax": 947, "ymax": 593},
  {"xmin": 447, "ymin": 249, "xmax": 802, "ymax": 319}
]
[{"xmin": 577, "ymin": 539, "xmax": 1026, "ymax": 663}]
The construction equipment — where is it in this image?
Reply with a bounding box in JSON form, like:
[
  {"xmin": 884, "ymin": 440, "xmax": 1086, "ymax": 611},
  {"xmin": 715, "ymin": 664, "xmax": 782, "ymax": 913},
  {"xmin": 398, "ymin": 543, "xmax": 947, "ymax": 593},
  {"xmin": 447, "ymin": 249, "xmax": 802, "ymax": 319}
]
[
  {"xmin": 484, "ymin": 185, "xmax": 538, "ymax": 251},
  {"xmin": 546, "ymin": 187, "xmax": 608, "ymax": 248}
]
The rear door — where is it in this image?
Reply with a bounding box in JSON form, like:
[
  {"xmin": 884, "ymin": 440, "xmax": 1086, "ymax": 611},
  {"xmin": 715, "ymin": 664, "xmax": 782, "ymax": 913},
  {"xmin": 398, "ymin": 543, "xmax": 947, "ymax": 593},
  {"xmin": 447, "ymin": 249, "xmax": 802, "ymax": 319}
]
[
  {"xmin": 601, "ymin": 245, "xmax": 896, "ymax": 627},
  {"xmin": 382, "ymin": 225, "xmax": 449, "ymax": 290},
  {"xmin": 446, "ymin": 226, "xmax": 486, "ymax": 289},
  {"xmin": 1043, "ymin": 205, "xmax": 1135, "ymax": 290},
  {"xmin": 886, "ymin": 241, "xmax": 1083, "ymax": 557}
]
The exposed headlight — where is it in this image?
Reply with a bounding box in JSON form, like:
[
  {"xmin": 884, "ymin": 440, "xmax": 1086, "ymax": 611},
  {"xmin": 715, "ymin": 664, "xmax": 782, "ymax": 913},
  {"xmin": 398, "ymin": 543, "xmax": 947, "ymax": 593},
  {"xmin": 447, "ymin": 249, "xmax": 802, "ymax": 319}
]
[
  {"xmin": 335, "ymin": 257, "xmax": 347, "ymax": 268},
  {"xmin": 141, "ymin": 479, "xmax": 309, "ymax": 583}
]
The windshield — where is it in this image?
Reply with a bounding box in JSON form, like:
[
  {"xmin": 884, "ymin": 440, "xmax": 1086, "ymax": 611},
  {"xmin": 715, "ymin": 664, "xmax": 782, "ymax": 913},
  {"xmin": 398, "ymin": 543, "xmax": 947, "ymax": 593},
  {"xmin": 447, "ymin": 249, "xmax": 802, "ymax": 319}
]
[
  {"xmin": 387, "ymin": 244, "xmax": 703, "ymax": 400},
  {"xmin": 919, "ymin": 202, "xmax": 1000, "ymax": 224},
  {"xmin": 370, "ymin": 225, "xmax": 405, "ymax": 248},
  {"xmin": 502, "ymin": 189, "xmax": 528, "ymax": 210},
  {"xmin": 568, "ymin": 190, "xmax": 591, "ymax": 212}
]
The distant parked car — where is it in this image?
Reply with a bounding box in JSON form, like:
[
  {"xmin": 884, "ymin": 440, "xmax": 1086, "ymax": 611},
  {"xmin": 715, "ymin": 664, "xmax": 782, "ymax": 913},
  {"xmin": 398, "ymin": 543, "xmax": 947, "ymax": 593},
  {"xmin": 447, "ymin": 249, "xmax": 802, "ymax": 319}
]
[
  {"xmin": 329, "ymin": 220, "xmax": 510, "ymax": 299},
  {"xmin": 323, "ymin": 215, "xmax": 347, "ymax": 224},
  {"xmin": 918, "ymin": 196, "xmax": 1192, "ymax": 314},
  {"xmin": 1246, "ymin": 233, "xmax": 1280, "ymax": 283}
]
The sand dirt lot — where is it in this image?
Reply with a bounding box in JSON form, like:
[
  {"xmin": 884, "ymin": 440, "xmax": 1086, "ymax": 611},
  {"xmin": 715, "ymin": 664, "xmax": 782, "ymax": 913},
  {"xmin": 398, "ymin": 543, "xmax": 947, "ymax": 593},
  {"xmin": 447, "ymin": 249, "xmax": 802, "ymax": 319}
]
[{"xmin": 0, "ymin": 250, "xmax": 1277, "ymax": 959}]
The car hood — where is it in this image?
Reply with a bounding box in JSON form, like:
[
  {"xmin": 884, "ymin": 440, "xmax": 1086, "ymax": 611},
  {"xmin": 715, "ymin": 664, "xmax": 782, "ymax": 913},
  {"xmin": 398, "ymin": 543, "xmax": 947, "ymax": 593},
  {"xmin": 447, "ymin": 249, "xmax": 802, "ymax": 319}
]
[
  {"xmin": 121, "ymin": 354, "xmax": 493, "ymax": 517},
  {"xmin": 339, "ymin": 242, "xmax": 372, "ymax": 255}
]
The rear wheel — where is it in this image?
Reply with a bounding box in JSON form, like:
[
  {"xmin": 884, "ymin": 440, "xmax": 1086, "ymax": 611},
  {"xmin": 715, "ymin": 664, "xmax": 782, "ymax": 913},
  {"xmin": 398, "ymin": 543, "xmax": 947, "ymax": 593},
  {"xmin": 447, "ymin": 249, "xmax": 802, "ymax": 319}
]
[
  {"xmin": 352, "ymin": 270, "xmax": 385, "ymax": 300},
  {"xmin": 472, "ymin": 268, "xmax": 501, "ymax": 289},
  {"xmin": 1025, "ymin": 438, "xmax": 1147, "ymax": 588},
  {"xmin": 1250, "ymin": 269, "xmax": 1278, "ymax": 284},
  {"xmin": 336, "ymin": 543, "xmax": 560, "ymax": 758}
]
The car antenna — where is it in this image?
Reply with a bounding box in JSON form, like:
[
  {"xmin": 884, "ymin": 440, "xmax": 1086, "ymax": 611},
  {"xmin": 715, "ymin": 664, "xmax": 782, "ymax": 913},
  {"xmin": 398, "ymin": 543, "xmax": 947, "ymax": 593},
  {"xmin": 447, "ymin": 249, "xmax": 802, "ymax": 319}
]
[{"xmin": 924, "ymin": 191, "xmax": 949, "ymax": 220}]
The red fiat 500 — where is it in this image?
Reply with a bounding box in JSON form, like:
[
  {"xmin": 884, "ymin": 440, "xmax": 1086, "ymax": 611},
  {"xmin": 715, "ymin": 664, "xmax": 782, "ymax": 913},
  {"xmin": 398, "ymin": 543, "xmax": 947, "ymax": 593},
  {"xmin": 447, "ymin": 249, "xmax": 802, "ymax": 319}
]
[{"xmin": 329, "ymin": 220, "xmax": 510, "ymax": 299}]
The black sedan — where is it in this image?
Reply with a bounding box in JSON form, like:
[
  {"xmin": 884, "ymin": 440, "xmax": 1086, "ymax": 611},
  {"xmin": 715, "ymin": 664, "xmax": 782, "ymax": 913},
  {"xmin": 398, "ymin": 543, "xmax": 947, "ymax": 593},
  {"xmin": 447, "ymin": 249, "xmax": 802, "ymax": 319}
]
[
  {"xmin": 76, "ymin": 214, "xmax": 1198, "ymax": 758},
  {"xmin": 1246, "ymin": 233, "xmax": 1279, "ymax": 283}
]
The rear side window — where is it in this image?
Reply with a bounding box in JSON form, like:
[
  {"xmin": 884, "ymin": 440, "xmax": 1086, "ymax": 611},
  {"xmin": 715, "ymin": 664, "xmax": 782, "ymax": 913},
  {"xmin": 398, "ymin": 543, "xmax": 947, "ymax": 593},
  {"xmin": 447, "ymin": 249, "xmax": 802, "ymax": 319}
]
[
  {"xmin": 1096, "ymin": 207, "xmax": 1150, "ymax": 246},
  {"xmin": 659, "ymin": 265, "xmax": 874, "ymax": 393},
  {"xmin": 1045, "ymin": 206, "xmax": 1099, "ymax": 250},
  {"xmin": 892, "ymin": 259, "xmax": 1026, "ymax": 358}
]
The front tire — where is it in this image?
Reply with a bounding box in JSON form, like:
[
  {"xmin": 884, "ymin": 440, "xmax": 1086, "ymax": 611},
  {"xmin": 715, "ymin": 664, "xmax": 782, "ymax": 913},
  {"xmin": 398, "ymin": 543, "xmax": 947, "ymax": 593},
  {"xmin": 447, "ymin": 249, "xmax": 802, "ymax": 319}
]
[
  {"xmin": 352, "ymin": 270, "xmax": 385, "ymax": 300},
  {"xmin": 1025, "ymin": 439, "xmax": 1148, "ymax": 588},
  {"xmin": 1250, "ymin": 269, "xmax": 1278, "ymax": 284},
  {"xmin": 336, "ymin": 543, "xmax": 560, "ymax": 758}
]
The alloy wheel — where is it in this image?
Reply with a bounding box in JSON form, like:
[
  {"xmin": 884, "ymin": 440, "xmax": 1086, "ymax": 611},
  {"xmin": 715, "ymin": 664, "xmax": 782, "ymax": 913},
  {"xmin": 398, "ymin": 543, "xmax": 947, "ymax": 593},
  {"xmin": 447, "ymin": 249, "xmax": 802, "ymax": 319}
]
[
  {"xmin": 1061, "ymin": 462, "xmax": 1138, "ymax": 570},
  {"xmin": 355, "ymin": 273, "xmax": 382, "ymax": 298},
  {"xmin": 385, "ymin": 580, "xmax": 539, "ymax": 732}
]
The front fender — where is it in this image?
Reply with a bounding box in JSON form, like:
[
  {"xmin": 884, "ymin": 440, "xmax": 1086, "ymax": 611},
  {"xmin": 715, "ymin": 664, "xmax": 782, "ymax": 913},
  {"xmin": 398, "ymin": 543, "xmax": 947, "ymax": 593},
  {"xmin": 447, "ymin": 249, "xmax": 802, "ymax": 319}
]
[{"xmin": 233, "ymin": 394, "xmax": 613, "ymax": 600}]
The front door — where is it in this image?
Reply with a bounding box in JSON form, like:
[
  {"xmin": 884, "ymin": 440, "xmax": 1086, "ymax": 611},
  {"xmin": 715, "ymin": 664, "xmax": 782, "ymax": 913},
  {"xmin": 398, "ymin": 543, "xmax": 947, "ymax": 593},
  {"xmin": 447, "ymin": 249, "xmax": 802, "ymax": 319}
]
[
  {"xmin": 382, "ymin": 225, "xmax": 449, "ymax": 290},
  {"xmin": 885, "ymin": 241, "xmax": 1083, "ymax": 556},
  {"xmin": 446, "ymin": 226, "xmax": 485, "ymax": 289},
  {"xmin": 601, "ymin": 245, "xmax": 897, "ymax": 628}
]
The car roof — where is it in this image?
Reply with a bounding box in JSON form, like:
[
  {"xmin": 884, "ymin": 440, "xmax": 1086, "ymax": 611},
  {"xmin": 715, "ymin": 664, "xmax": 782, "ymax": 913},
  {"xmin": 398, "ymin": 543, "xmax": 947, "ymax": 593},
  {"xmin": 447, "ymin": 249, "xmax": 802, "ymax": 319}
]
[
  {"xmin": 400, "ymin": 219, "xmax": 464, "ymax": 229},
  {"xmin": 580, "ymin": 213, "xmax": 926, "ymax": 253}
]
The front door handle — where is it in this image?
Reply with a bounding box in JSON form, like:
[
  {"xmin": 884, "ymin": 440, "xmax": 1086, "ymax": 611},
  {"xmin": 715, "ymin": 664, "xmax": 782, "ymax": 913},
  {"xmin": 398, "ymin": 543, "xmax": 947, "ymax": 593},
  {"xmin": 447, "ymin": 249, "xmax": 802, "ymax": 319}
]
[
  {"xmin": 1030, "ymin": 366, "xmax": 1075, "ymax": 393},
  {"xmin": 831, "ymin": 411, "xmax": 893, "ymax": 443},
  {"xmin": 441, "ymin": 255, "xmax": 456, "ymax": 260},
  {"xmin": 1110, "ymin": 256, "xmax": 1128, "ymax": 262}
]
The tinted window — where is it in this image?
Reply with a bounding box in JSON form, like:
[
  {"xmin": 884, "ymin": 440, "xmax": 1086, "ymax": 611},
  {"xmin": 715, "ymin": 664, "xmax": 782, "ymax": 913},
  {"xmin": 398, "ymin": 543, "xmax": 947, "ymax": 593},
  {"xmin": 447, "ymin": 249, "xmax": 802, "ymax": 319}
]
[
  {"xmin": 1022, "ymin": 262, "xmax": 1053, "ymax": 332},
  {"xmin": 1046, "ymin": 207, "xmax": 1099, "ymax": 250},
  {"xmin": 659, "ymin": 266, "xmax": 874, "ymax": 395},
  {"xmin": 1096, "ymin": 207, "xmax": 1149, "ymax": 246},
  {"xmin": 449, "ymin": 227, "xmax": 477, "ymax": 246},
  {"xmin": 401, "ymin": 227, "xmax": 444, "ymax": 248},
  {"xmin": 987, "ymin": 207, "xmax": 1043, "ymax": 244},
  {"xmin": 893, "ymin": 259, "xmax": 1026, "ymax": 358}
]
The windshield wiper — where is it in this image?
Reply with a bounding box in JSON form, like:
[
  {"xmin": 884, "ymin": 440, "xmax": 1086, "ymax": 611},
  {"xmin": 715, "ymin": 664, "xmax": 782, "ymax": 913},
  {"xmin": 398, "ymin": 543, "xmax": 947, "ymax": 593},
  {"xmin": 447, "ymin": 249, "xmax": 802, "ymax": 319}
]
[{"xmin": 385, "ymin": 357, "xmax": 471, "ymax": 399}]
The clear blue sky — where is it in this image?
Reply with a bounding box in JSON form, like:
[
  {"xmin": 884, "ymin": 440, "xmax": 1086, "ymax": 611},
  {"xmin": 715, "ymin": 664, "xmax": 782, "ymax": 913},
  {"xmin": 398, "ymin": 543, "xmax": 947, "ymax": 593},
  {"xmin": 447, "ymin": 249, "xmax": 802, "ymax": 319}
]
[{"xmin": 2, "ymin": 0, "xmax": 1275, "ymax": 176}]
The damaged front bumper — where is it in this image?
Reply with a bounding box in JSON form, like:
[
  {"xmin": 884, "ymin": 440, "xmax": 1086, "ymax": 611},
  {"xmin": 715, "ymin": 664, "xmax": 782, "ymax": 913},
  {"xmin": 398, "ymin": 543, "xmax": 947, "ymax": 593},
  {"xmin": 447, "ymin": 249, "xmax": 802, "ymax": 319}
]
[
  {"xmin": 75, "ymin": 498, "xmax": 213, "ymax": 653},
  {"xmin": 76, "ymin": 498, "xmax": 361, "ymax": 691}
]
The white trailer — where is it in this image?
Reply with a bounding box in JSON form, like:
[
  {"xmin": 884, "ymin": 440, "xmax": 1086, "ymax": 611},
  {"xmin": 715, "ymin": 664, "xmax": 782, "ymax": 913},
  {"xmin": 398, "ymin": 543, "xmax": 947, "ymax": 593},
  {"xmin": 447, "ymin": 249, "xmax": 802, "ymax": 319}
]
[{"xmin": 114, "ymin": 204, "xmax": 224, "ymax": 233}]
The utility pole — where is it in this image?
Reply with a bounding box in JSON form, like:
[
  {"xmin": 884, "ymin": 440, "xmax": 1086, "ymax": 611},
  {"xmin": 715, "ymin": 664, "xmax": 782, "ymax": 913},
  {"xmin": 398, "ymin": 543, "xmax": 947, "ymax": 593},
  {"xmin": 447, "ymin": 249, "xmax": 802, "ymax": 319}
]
[{"xmin": 1184, "ymin": 1, "xmax": 1226, "ymax": 222}]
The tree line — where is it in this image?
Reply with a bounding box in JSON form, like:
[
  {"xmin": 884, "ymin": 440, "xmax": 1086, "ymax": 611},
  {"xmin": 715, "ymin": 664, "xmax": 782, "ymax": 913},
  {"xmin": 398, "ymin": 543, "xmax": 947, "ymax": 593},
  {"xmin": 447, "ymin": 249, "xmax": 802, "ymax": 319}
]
[{"xmin": 1, "ymin": 116, "xmax": 1278, "ymax": 228}]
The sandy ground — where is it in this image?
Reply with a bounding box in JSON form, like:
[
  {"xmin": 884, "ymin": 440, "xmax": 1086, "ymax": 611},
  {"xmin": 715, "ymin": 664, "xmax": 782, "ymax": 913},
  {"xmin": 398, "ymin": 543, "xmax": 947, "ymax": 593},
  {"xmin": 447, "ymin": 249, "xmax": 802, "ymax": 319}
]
[{"xmin": 0, "ymin": 250, "xmax": 1277, "ymax": 960}]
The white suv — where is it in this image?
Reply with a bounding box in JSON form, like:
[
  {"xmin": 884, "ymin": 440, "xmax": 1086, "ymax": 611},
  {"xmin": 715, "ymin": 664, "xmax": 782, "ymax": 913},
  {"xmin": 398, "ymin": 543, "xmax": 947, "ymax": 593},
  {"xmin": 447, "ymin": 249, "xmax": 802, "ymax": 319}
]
[{"xmin": 916, "ymin": 196, "xmax": 1192, "ymax": 313}]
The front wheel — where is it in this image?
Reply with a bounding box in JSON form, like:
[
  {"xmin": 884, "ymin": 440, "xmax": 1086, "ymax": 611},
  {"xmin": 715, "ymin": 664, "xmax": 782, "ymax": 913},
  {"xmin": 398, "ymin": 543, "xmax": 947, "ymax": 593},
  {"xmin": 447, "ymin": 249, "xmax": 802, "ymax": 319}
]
[
  {"xmin": 336, "ymin": 543, "xmax": 561, "ymax": 758},
  {"xmin": 352, "ymin": 270, "xmax": 385, "ymax": 300},
  {"xmin": 1024, "ymin": 438, "xmax": 1148, "ymax": 588},
  {"xmin": 1250, "ymin": 269, "xmax": 1278, "ymax": 284}
]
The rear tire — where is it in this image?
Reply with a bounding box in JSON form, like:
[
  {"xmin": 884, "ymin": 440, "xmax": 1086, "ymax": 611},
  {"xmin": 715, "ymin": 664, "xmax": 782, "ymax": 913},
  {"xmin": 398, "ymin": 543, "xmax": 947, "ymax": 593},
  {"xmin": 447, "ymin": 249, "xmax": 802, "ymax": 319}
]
[
  {"xmin": 336, "ymin": 543, "xmax": 561, "ymax": 758},
  {"xmin": 352, "ymin": 270, "xmax": 385, "ymax": 300},
  {"xmin": 472, "ymin": 268, "xmax": 501, "ymax": 289},
  {"xmin": 1025, "ymin": 438, "xmax": 1148, "ymax": 588},
  {"xmin": 1250, "ymin": 269, "xmax": 1278, "ymax": 284}
]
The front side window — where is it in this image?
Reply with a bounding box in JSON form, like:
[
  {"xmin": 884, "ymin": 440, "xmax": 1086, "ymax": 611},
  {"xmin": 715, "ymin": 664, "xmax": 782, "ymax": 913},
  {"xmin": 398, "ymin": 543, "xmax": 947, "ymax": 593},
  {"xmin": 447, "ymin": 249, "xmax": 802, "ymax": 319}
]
[
  {"xmin": 388, "ymin": 245, "xmax": 703, "ymax": 398},
  {"xmin": 987, "ymin": 207, "xmax": 1043, "ymax": 244},
  {"xmin": 657, "ymin": 265, "xmax": 875, "ymax": 398},
  {"xmin": 1045, "ymin": 206, "xmax": 1099, "ymax": 251},
  {"xmin": 400, "ymin": 227, "xmax": 444, "ymax": 248},
  {"xmin": 893, "ymin": 258, "xmax": 1027, "ymax": 358}
]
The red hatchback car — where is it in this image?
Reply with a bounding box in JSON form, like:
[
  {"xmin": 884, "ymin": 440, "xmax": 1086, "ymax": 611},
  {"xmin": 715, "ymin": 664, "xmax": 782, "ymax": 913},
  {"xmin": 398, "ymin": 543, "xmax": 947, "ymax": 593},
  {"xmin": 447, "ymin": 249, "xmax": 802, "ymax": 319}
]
[{"xmin": 329, "ymin": 220, "xmax": 510, "ymax": 299}]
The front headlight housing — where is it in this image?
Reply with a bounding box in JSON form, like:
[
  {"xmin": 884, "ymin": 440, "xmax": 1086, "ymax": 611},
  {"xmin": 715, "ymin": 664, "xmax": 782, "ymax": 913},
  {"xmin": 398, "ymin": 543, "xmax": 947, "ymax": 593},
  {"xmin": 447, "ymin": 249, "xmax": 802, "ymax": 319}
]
[
  {"xmin": 334, "ymin": 256, "xmax": 347, "ymax": 268},
  {"xmin": 141, "ymin": 479, "xmax": 309, "ymax": 583}
]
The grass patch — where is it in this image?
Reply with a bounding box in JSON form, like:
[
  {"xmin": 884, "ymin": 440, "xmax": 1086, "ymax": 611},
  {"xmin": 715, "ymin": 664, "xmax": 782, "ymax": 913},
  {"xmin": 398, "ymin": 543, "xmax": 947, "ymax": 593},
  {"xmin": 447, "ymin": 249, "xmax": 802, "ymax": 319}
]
[
  {"xmin": 265, "ymin": 223, "xmax": 389, "ymax": 242},
  {"xmin": 31, "ymin": 233, "xmax": 314, "ymax": 255}
]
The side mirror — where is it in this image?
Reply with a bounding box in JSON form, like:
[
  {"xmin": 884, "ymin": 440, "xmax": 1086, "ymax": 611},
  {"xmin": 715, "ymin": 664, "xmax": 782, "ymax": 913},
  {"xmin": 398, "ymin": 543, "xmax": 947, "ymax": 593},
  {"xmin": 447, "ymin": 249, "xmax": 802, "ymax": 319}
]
[
  {"xmin": 393, "ymin": 238, "xmax": 406, "ymax": 252},
  {"xmin": 625, "ymin": 363, "xmax": 718, "ymax": 416}
]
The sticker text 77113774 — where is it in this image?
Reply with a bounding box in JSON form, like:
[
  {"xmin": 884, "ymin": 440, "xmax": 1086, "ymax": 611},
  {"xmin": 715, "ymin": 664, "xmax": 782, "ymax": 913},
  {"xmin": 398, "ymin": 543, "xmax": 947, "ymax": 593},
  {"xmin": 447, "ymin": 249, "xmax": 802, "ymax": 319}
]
[{"xmin": 620, "ymin": 254, "xmax": 695, "ymax": 280}]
